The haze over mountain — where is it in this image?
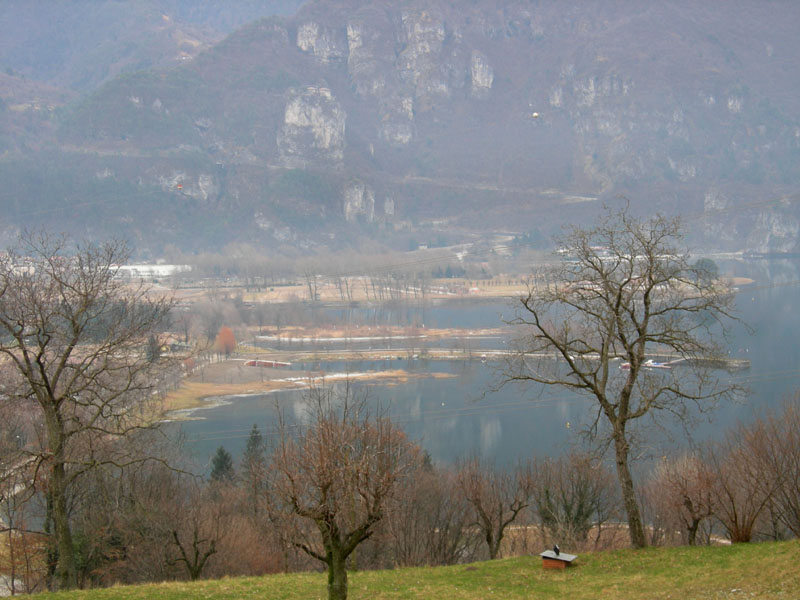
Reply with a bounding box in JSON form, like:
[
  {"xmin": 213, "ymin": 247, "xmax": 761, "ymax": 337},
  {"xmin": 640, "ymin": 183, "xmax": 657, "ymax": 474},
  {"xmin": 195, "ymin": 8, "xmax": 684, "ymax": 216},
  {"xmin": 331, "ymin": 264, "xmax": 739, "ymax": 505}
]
[
  {"xmin": 1, "ymin": 0, "xmax": 798, "ymax": 256},
  {"xmin": 0, "ymin": 1, "xmax": 304, "ymax": 91}
]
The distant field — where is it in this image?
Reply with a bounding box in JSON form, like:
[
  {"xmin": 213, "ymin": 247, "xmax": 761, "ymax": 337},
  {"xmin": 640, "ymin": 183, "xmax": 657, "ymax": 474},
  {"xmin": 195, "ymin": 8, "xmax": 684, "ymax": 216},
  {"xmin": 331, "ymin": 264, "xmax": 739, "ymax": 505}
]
[
  {"xmin": 48, "ymin": 541, "xmax": 799, "ymax": 600},
  {"xmin": 224, "ymin": 276, "xmax": 530, "ymax": 304}
]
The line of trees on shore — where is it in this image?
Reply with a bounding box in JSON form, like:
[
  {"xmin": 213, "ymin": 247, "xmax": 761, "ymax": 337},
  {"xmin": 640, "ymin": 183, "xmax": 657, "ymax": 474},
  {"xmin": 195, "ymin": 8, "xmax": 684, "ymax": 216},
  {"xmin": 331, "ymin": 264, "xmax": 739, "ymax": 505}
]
[
  {"xmin": 163, "ymin": 243, "xmax": 539, "ymax": 293},
  {"xmin": 2, "ymin": 386, "xmax": 798, "ymax": 597}
]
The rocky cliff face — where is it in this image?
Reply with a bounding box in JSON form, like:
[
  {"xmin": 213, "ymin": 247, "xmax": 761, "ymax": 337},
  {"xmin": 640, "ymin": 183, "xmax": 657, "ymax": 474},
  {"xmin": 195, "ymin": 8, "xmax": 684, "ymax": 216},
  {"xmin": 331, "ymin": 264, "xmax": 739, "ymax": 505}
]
[
  {"xmin": 5, "ymin": 0, "xmax": 800, "ymax": 253},
  {"xmin": 748, "ymin": 206, "xmax": 800, "ymax": 254},
  {"xmin": 278, "ymin": 86, "xmax": 346, "ymax": 167},
  {"xmin": 470, "ymin": 51, "xmax": 493, "ymax": 97},
  {"xmin": 297, "ymin": 20, "xmax": 348, "ymax": 64},
  {"xmin": 343, "ymin": 180, "xmax": 374, "ymax": 223}
]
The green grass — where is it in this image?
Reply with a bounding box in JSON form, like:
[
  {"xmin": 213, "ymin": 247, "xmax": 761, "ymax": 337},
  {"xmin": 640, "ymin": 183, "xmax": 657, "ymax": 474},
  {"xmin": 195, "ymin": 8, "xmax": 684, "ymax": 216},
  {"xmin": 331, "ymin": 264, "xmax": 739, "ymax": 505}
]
[{"xmin": 50, "ymin": 541, "xmax": 800, "ymax": 600}]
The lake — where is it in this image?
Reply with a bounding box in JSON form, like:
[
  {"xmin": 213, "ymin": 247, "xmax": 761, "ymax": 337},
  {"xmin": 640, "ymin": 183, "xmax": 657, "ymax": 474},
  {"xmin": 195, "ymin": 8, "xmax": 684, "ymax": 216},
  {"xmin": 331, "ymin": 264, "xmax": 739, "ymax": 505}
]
[{"xmin": 180, "ymin": 258, "xmax": 800, "ymax": 470}]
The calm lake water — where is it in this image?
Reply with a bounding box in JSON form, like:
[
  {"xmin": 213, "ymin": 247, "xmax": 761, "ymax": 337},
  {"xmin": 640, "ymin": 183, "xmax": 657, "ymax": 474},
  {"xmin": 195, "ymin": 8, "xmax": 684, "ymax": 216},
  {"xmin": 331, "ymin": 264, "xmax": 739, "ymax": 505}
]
[{"xmin": 181, "ymin": 258, "xmax": 800, "ymax": 470}]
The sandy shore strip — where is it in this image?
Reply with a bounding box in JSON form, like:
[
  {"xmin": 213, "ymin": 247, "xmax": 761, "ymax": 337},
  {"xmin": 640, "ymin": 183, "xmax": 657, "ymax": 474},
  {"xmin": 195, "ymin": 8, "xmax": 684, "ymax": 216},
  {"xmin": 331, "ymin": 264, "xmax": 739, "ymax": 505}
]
[{"xmin": 163, "ymin": 365, "xmax": 456, "ymax": 418}]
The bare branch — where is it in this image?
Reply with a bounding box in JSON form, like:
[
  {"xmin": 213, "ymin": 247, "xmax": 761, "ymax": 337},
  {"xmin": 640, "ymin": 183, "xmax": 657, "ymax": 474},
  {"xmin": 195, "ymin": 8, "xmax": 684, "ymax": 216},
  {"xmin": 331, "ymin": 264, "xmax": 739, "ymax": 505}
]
[{"xmin": 501, "ymin": 208, "xmax": 740, "ymax": 548}]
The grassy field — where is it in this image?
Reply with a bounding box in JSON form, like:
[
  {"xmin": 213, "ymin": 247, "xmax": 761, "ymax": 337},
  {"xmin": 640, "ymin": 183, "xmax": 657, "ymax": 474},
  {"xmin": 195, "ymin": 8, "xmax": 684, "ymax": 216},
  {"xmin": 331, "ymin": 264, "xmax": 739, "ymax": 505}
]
[{"xmin": 47, "ymin": 541, "xmax": 799, "ymax": 600}]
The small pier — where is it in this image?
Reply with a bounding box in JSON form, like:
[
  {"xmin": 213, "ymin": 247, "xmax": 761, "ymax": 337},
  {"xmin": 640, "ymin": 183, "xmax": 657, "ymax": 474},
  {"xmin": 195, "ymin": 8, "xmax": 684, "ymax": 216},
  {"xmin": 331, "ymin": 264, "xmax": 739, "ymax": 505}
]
[{"xmin": 649, "ymin": 355, "xmax": 750, "ymax": 371}]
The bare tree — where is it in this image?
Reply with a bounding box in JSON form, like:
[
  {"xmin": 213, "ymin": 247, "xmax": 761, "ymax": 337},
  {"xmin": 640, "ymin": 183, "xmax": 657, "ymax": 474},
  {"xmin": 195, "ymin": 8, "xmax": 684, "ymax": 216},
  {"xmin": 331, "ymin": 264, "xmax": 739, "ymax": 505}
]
[
  {"xmin": 195, "ymin": 298, "xmax": 225, "ymax": 347},
  {"xmin": 0, "ymin": 459, "xmax": 43, "ymax": 594},
  {"xmin": 168, "ymin": 510, "xmax": 220, "ymax": 581},
  {"xmin": 0, "ymin": 233, "xmax": 173, "ymax": 589},
  {"xmin": 503, "ymin": 209, "xmax": 738, "ymax": 548},
  {"xmin": 300, "ymin": 260, "xmax": 320, "ymax": 302},
  {"xmin": 532, "ymin": 452, "xmax": 618, "ymax": 549},
  {"xmin": 766, "ymin": 399, "xmax": 800, "ymax": 537},
  {"xmin": 706, "ymin": 420, "xmax": 779, "ymax": 543},
  {"xmin": 386, "ymin": 464, "xmax": 479, "ymax": 567},
  {"xmin": 646, "ymin": 453, "xmax": 716, "ymax": 546},
  {"xmin": 70, "ymin": 454, "xmax": 184, "ymax": 585},
  {"xmin": 455, "ymin": 458, "xmax": 534, "ymax": 560},
  {"xmin": 268, "ymin": 384, "xmax": 420, "ymax": 600}
]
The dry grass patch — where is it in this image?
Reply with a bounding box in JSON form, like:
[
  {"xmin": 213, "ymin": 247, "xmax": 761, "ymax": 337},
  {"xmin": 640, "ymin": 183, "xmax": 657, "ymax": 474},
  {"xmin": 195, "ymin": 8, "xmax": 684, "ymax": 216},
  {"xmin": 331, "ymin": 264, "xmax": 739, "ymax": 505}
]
[
  {"xmin": 163, "ymin": 379, "xmax": 302, "ymax": 413},
  {"xmin": 162, "ymin": 365, "xmax": 456, "ymax": 415}
]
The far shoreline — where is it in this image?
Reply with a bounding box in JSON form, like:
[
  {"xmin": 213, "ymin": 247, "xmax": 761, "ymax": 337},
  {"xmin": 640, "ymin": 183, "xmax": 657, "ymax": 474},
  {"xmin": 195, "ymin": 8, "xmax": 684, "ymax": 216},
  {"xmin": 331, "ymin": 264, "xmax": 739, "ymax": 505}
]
[{"xmin": 162, "ymin": 363, "xmax": 458, "ymax": 418}]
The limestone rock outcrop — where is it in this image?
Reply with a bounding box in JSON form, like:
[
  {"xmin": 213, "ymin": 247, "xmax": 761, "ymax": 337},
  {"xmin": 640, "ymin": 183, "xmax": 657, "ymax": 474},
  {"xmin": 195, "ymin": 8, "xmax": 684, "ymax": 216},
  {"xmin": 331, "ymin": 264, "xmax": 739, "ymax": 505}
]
[{"xmin": 278, "ymin": 86, "xmax": 346, "ymax": 167}]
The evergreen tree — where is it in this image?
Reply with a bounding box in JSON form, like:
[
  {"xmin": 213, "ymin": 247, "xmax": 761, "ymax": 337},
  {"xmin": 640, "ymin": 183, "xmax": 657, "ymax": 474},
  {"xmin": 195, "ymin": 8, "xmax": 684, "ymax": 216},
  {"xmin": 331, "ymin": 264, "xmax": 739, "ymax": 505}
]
[
  {"xmin": 242, "ymin": 424, "xmax": 265, "ymax": 472},
  {"xmin": 241, "ymin": 424, "xmax": 267, "ymax": 516},
  {"xmin": 210, "ymin": 446, "xmax": 235, "ymax": 482}
]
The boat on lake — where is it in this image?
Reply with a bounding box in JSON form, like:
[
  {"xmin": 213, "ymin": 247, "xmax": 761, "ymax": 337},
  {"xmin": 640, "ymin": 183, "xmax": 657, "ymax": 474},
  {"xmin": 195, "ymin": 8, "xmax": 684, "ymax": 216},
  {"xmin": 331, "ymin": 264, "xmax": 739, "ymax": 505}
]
[{"xmin": 619, "ymin": 359, "xmax": 672, "ymax": 370}]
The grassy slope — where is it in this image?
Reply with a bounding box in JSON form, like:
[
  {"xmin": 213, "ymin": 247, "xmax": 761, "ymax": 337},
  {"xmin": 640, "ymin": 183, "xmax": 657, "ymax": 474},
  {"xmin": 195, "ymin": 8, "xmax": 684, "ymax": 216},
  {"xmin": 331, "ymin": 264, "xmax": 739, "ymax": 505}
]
[{"xmin": 50, "ymin": 541, "xmax": 799, "ymax": 600}]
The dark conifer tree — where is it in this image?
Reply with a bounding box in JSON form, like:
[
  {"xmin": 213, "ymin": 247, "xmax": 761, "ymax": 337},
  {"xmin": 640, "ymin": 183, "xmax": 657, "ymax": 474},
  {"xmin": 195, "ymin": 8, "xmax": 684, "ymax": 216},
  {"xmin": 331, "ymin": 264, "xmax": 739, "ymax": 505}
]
[
  {"xmin": 210, "ymin": 446, "xmax": 235, "ymax": 482},
  {"xmin": 240, "ymin": 424, "xmax": 267, "ymax": 516}
]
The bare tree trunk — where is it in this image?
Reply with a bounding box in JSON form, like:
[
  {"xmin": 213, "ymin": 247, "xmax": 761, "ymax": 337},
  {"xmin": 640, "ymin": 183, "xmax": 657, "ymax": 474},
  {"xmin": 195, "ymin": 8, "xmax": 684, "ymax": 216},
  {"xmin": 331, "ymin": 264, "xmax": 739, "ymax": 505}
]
[
  {"xmin": 170, "ymin": 526, "xmax": 217, "ymax": 581},
  {"xmin": 344, "ymin": 278, "xmax": 353, "ymax": 302},
  {"xmin": 51, "ymin": 463, "xmax": 78, "ymax": 589},
  {"xmin": 327, "ymin": 549, "xmax": 348, "ymax": 600},
  {"xmin": 614, "ymin": 434, "xmax": 646, "ymax": 548},
  {"xmin": 361, "ymin": 277, "xmax": 370, "ymax": 301},
  {"xmin": 6, "ymin": 513, "xmax": 16, "ymax": 596},
  {"xmin": 487, "ymin": 529, "xmax": 500, "ymax": 560},
  {"xmin": 687, "ymin": 517, "xmax": 700, "ymax": 546},
  {"xmin": 42, "ymin": 405, "xmax": 78, "ymax": 590}
]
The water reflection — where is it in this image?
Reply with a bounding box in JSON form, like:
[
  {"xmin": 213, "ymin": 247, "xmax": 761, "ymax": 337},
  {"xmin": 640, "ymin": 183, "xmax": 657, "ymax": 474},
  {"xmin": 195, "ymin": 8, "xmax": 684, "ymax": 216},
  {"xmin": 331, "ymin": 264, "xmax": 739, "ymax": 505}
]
[{"xmin": 181, "ymin": 258, "xmax": 800, "ymax": 469}]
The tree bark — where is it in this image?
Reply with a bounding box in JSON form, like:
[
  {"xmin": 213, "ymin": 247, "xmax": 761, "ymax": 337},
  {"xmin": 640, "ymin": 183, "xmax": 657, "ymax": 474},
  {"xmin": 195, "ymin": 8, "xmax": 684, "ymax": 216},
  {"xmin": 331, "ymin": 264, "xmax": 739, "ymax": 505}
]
[
  {"xmin": 51, "ymin": 462, "xmax": 78, "ymax": 590},
  {"xmin": 327, "ymin": 550, "xmax": 348, "ymax": 600},
  {"xmin": 687, "ymin": 518, "xmax": 700, "ymax": 546},
  {"xmin": 473, "ymin": 508, "xmax": 499, "ymax": 560},
  {"xmin": 486, "ymin": 528, "xmax": 498, "ymax": 560},
  {"xmin": 614, "ymin": 433, "xmax": 647, "ymax": 548},
  {"xmin": 44, "ymin": 405, "xmax": 78, "ymax": 590}
]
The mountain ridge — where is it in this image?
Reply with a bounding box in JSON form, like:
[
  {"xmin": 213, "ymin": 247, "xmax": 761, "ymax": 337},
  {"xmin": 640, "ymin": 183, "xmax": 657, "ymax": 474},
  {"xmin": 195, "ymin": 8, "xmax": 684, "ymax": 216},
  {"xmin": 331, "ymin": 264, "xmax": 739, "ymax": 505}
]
[{"xmin": 1, "ymin": 1, "xmax": 799, "ymax": 256}]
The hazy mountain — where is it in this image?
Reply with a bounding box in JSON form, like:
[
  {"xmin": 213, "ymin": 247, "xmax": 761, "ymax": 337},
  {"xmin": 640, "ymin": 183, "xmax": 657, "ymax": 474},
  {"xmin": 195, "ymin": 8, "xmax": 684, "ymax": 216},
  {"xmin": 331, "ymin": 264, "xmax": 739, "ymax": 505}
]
[
  {"xmin": 2, "ymin": 0, "xmax": 799, "ymax": 255},
  {"xmin": 0, "ymin": 0, "xmax": 305, "ymax": 92}
]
